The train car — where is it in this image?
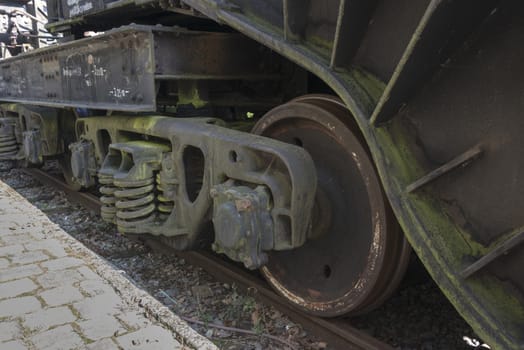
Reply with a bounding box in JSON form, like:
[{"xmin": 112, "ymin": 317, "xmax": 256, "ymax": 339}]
[
  {"xmin": 0, "ymin": 0, "xmax": 52, "ymax": 58},
  {"xmin": 0, "ymin": 1, "xmax": 523, "ymax": 348}
]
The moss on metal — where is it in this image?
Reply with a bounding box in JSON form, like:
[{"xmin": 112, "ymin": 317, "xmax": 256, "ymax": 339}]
[
  {"xmin": 371, "ymin": 107, "xmax": 524, "ymax": 349},
  {"xmin": 177, "ymin": 82, "xmax": 208, "ymax": 109},
  {"xmin": 30, "ymin": 0, "xmax": 524, "ymax": 346},
  {"xmin": 185, "ymin": 3, "xmax": 524, "ymax": 346}
]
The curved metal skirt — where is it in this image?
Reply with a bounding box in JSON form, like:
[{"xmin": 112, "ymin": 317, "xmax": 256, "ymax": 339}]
[{"xmin": 253, "ymin": 95, "xmax": 411, "ymax": 317}]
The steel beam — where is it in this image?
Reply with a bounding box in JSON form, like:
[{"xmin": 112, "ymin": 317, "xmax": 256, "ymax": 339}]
[{"xmin": 0, "ymin": 24, "xmax": 281, "ymax": 111}]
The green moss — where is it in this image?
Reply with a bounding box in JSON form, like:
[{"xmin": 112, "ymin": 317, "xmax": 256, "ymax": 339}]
[
  {"xmin": 0, "ymin": 103, "xmax": 19, "ymax": 113},
  {"xmin": 348, "ymin": 67, "xmax": 386, "ymax": 103},
  {"xmin": 471, "ymin": 275, "xmax": 524, "ymax": 334},
  {"xmin": 68, "ymin": 8, "xmax": 524, "ymax": 345},
  {"xmin": 291, "ymin": 54, "xmax": 524, "ymax": 347},
  {"xmin": 177, "ymin": 82, "xmax": 208, "ymax": 109},
  {"xmin": 369, "ymin": 115, "xmax": 523, "ymax": 348},
  {"xmin": 303, "ymin": 35, "xmax": 332, "ymax": 60}
]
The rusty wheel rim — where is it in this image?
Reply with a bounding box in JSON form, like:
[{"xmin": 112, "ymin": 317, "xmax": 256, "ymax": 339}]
[{"xmin": 253, "ymin": 95, "xmax": 410, "ymax": 317}]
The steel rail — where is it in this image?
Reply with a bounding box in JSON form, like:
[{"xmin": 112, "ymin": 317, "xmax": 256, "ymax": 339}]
[{"xmin": 23, "ymin": 167, "xmax": 393, "ymax": 350}]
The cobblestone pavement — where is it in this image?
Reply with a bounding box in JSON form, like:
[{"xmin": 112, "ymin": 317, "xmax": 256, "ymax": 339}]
[{"xmin": 0, "ymin": 180, "xmax": 217, "ymax": 350}]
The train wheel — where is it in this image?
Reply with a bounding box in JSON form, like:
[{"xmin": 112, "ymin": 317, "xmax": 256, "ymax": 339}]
[
  {"xmin": 252, "ymin": 95, "xmax": 411, "ymax": 317},
  {"xmin": 58, "ymin": 110, "xmax": 81, "ymax": 191},
  {"xmin": 58, "ymin": 153, "xmax": 81, "ymax": 191}
]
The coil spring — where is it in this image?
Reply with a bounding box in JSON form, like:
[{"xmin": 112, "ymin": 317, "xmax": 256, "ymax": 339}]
[
  {"xmin": 156, "ymin": 173, "xmax": 174, "ymax": 221},
  {"xmin": 0, "ymin": 125, "xmax": 18, "ymax": 159},
  {"xmin": 114, "ymin": 177, "xmax": 156, "ymax": 234},
  {"xmin": 99, "ymin": 173, "xmax": 117, "ymax": 223}
]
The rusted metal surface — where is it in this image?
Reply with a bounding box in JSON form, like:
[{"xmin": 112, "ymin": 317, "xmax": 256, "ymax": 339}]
[
  {"xmin": 0, "ymin": 26, "xmax": 156, "ymax": 111},
  {"xmin": 177, "ymin": 250, "xmax": 395, "ymax": 350},
  {"xmin": 7, "ymin": 0, "xmax": 524, "ymax": 347},
  {"xmin": 0, "ymin": 105, "xmax": 78, "ymax": 167},
  {"xmin": 461, "ymin": 227, "xmax": 524, "ymax": 279},
  {"xmin": 0, "ymin": 116, "xmax": 19, "ymax": 159},
  {"xmin": 0, "ymin": 25, "xmax": 286, "ymax": 112},
  {"xmin": 369, "ymin": 0, "xmax": 497, "ymax": 125},
  {"xmin": 76, "ymin": 115, "xmax": 316, "ymax": 264},
  {"xmin": 405, "ymin": 145, "xmax": 483, "ymax": 193},
  {"xmin": 17, "ymin": 105, "xmax": 62, "ymax": 164},
  {"xmin": 23, "ymin": 166, "xmax": 393, "ymax": 350},
  {"xmin": 253, "ymin": 95, "xmax": 411, "ymax": 317},
  {"xmin": 211, "ymin": 182, "xmax": 274, "ymax": 269},
  {"xmin": 152, "ymin": 2, "xmax": 524, "ymax": 348}
]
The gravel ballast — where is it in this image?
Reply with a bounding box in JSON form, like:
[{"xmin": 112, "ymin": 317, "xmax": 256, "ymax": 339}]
[{"xmin": 0, "ymin": 160, "xmax": 488, "ymax": 350}]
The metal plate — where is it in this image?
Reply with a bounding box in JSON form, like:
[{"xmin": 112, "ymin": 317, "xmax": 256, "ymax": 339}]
[
  {"xmin": 0, "ymin": 26, "xmax": 156, "ymax": 111},
  {"xmin": 0, "ymin": 25, "xmax": 284, "ymax": 111}
]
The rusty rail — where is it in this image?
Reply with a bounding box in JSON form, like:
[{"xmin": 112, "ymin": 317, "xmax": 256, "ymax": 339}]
[{"xmin": 23, "ymin": 167, "xmax": 393, "ymax": 350}]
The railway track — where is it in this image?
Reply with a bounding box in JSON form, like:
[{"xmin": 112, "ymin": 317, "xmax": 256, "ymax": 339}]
[{"xmin": 22, "ymin": 167, "xmax": 393, "ymax": 350}]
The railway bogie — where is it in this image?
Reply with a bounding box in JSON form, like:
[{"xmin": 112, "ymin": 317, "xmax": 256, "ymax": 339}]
[{"xmin": 0, "ymin": 1, "xmax": 523, "ymax": 349}]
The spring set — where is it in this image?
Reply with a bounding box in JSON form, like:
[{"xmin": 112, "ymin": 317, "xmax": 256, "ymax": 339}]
[
  {"xmin": 99, "ymin": 172, "xmax": 117, "ymax": 223},
  {"xmin": 0, "ymin": 119, "xmax": 19, "ymax": 159},
  {"xmin": 156, "ymin": 173, "xmax": 174, "ymax": 222},
  {"xmin": 114, "ymin": 176, "xmax": 157, "ymax": 234},
  {"xmin": 97, "ymin": 141, "xmax": 173, "ymax": 234}
]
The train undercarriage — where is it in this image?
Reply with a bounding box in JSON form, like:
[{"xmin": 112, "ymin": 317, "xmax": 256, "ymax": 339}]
[{"xmin": 0, "ymin": 0, "xmax": 523, "ymax": 349}]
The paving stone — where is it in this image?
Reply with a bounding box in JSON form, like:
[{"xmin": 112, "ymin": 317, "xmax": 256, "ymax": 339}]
[
  {"xmin": 86, "ymin": 338, "xmax": 119, "ymax": 350},
  {"xmin": 41, "ymin": 246, "xmax": 68, "ymax": 258},
  {"xmin": 0, "ymin": 296, "xmax": 41, "ymax": 317},
  {"xmin": 116, "ymin": 310, "xmax": 152, "ymax": 330},
  {"xmin": 78, "ymin": 314, "xmax": 126, "ymax": 340},
  {"xmin": 76, "ymin": 266, "xmax": 101, "ymax": 280},
  {"xmin": 39, "ymin": 285, "xmax": 84, "ymax": 307},
  {"xmin": 36, "ymin": 268, "xmax": 84, "ymax": 289},
  {"xmin": 1, "ymin": 233, "xmax": 37, "ymax": 245},
  {"xmin": 31, "ymin": 324, "xmax": 84, "ymax": 350},
  {"xmin": 40, "ymin": 257, "xmax": 84, "ymax": 271},
  {"xmin": 24, "ymin": 240, "xmax": 67, "ymax": 258},
  {"xmin": 22, "ymin": 306, "xmax": 76, "ymax": 332},
  {"xmin": 79, "ymin": 279, "xmax": 116, "ymax": 297},
  {"xmin": 0, "ymin": 321, "xmax": 22, "ymax": 342},
  {"xmin": 0, "ymin": 180, "xmax": 216, "ymax": 350},
  {"xmin": 73, "ymin": 293, "xmax": 123, "ymax": 320},
  {"xmin": 0, "ymin": 264, "xmax": 43, "ymax": 282},
  {"xmin": 116, "ymin": 325, "xmax": 182, "ymax": 350},
  {"xmin": 10, "ymin": 251, "xmax": 49, "ymax": 265},
  {"xmin": 1, "ymin": 340, "xmax": 27, "ymax": 350},
  {"xmin": 0, "ymin": 244, "xmax": 25, "ymax": 258},
  {"xmin": 0, "ymin": 278, "xmax": 37, "ymax": 299}
]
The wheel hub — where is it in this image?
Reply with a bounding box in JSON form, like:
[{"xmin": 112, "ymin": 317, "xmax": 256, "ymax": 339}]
[{"xmin": 252, "ymin": 95, "xmax": 411, "ymax": 317}]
